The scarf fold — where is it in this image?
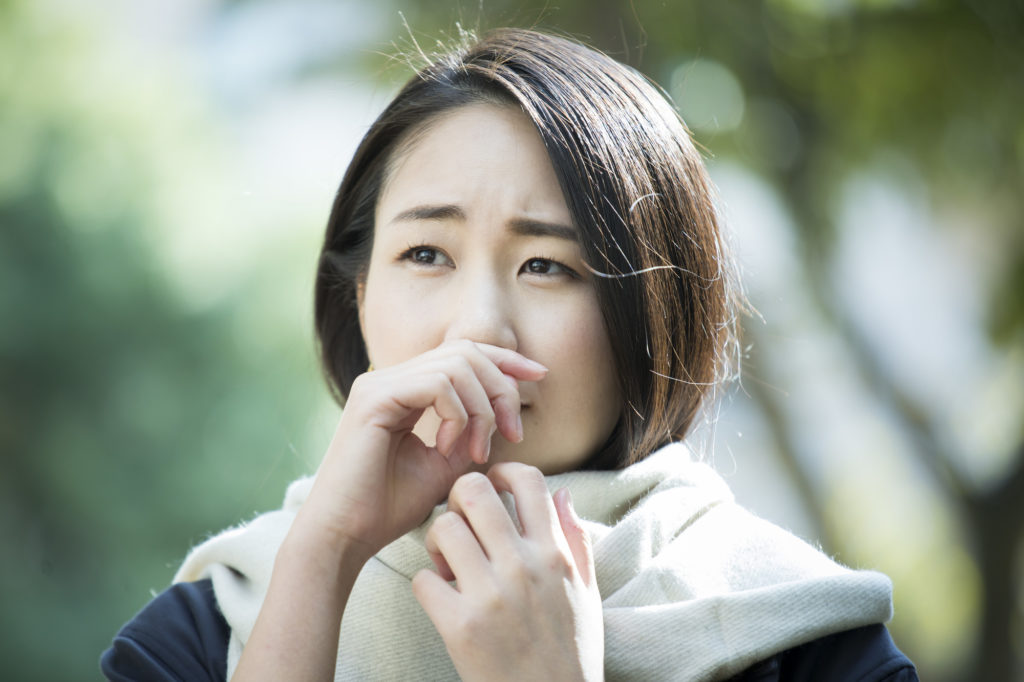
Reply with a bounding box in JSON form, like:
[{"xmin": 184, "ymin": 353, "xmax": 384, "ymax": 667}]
[{"xmin": 174, "ymin": 443, "xmax": 893, "ymax": 681}]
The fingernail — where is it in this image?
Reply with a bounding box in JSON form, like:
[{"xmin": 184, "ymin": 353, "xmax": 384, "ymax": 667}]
[
  {"xmin": 554, "ymin": 487, "xmax": 575, "ymax": 517},
  {"xmin": 515, "ymin": 414, "xmax": 524, "ymax": 442},
  {"xmin": 525, "ymin": 358, "xmax": 548, "ymax": 373}
]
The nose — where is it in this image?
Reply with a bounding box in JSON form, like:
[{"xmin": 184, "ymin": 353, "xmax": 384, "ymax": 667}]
[{"xmin": 443, "ymin": 266, "xmax": 518, "ymax": 351}]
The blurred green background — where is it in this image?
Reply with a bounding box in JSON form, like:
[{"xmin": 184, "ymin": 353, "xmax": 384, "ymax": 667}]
[{"xmin": 2, "ymin": 0, "xmax": 1022, "ymax": 680}]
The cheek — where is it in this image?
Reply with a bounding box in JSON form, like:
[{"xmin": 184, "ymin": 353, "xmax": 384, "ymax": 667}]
[
  {"xmin": 573, "ymin": 319, "xmax": 620, "ymax": 416},
  {"xmin": 564, "ymin": 296, "xmax": 615, "ymax": 373},
  {"xmin": 359, "ymin": 270, "xmax": 441, "ymax": 366},
  {"xmin": 537, "ymin": 299, "xmax": 621, "ymax": 431}
]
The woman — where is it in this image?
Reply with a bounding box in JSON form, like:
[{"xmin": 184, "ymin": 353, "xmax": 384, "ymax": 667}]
[{"xmin": 103, "ymin": 29, "xmax": 916, "ymax": 681}]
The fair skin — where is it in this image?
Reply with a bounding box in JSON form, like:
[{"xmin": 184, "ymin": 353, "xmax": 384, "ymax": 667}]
[{"xmin": 233, "ymin": 103, "xmax": 618, "ymax": 681}]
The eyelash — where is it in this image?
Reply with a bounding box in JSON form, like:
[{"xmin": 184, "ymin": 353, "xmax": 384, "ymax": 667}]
[
  {"xmin": 522, "ymin": 255, "xmax": 578, "ymax": 278},
  {"xmin": 399, "ymin": 244, "xmax": 450, "ymax": 267},
  {"xmin": 398, "ymin": 244, "xmax": 579, "ymax": 279}
]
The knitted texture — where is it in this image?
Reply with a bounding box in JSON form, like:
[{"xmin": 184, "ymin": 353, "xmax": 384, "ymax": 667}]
[{"xmin": 174, "ymin": 443, "xmax": 893, "ymax": 680}]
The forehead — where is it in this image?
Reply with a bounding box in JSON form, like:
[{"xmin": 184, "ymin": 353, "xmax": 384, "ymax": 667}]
[{"xmin": 376, "ymin": 103, "xmax": 571, "ymax": 225}]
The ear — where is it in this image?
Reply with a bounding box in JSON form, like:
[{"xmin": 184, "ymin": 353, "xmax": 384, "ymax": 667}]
[{"xmin": 356, "ymin": 277, "xmax": 367, "ymax": 341}]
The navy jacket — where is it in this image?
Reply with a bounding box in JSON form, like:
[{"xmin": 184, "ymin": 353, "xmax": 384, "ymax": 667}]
[{"xmin": 101, "ymin": 580, "xmax": 918, "ymax": 681}]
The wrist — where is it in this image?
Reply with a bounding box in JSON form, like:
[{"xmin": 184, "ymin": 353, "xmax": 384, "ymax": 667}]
[{"xmin": 280, "ymin": 507, "xmax": 377, "ymax": 584}]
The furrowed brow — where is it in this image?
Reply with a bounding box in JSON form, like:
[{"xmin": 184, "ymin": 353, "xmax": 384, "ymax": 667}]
[
  {"xmin": 389, "ymin": 204, "xmax": 576, "ymax": 242},
  {"xmin": 390, "ymin": 204, "xmax": 466, "ymax": 224},
  {"xmin": 508, "ymin": 218, "xmax": 577, "ymax": 242}
]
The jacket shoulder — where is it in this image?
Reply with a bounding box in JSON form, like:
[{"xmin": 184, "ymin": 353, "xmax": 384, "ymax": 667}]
[
  {"xmin": 100, "ymin": 579, "xmax": 229, "ymax": 681},
  {"xmin": 730, "ymin": 624, "xmax": 917, "ymax": 682}
]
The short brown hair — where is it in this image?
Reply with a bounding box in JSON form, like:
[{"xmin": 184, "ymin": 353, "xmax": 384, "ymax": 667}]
[{"xmin": 314, "ymin": 28, "xmax": 742, "ymax": 470}]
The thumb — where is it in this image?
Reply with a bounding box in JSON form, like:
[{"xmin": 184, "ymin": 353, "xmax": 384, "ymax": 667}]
[{"xmin": 553, "ymin": 487, "xmax": 597, "ymax": 588}]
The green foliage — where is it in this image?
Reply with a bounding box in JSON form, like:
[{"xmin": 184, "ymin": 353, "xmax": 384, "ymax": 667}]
[{"xmin": 0, "ymin": 3, "xmax": 328, "ymax": 678}]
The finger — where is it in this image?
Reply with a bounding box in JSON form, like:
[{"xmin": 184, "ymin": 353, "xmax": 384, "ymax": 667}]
[
  {"xmin": 428, "ymin": 548, "xmax": 456, "ymax": 582},
  {"xmin": 436, "ymin": 342, "xmax": 529, "ymax": 445},
  {"xmin": 412, "ymin": 568, "xmax": 460, "ymax": 630},
  {"xmin": 424, "ymin": 511, "xmax": 490, "ymax": 584},
  {"xmin": 470, "ymin": 344, "xmax": 550, "ymax": 443},
  {"xmin": 553, "ymin": 487, "xmax": 596, "ymax": 587},
  {"xmin": 486, "ymin": 462, "xmax": 561, "ymax": 541},
  {"xmin": 433, "ymin": 355, "xmax": 497, "ymax": 464},
  {"xmin": 408, "ymin": 373, "xmax": 469, "ymax": 456},
  {"xmin": 410, "ymin": 347, "xmax": 509, "ymax": 457},
  {"xmin": 471, "ymin": 342, "xmax": 548, "ymax": 381},
  {"xmin": 361, "ymin": 369, "xmax": 468, "ymax": 455},
  {"xmin": 446, "ymin": 472, "xmax": 521, "ymax": 560}
]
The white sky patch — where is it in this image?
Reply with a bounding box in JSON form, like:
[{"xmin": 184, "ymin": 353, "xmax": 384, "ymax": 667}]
[
  {"xmin": 833, "ymin": 158, "xmax": 1022, "ymax": 486},
  {"xmin": 77, "ymin": 0, "xmax": 397, "ymax": 311}
]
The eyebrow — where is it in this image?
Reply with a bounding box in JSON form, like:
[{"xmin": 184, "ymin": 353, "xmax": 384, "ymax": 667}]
[{"xmin": 390, "ymin": 204, "xmax": 577, "ymax": 242}]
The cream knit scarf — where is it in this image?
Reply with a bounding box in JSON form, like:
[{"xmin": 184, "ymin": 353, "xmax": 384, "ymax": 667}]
[{"xmin": 174, "ymin": 443, "xmax": 893, "ymax": 681}]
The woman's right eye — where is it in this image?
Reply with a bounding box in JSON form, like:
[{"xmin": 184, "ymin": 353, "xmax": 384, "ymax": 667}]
[
  {"xmin": 400, "ymin": 245, "xmax": 452, "ymax": 267},
  {"xmin": 411, "ymin": 247, "xmax": 436, "ymax": 263}
]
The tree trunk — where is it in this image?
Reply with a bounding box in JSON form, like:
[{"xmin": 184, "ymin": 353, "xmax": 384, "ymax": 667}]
[{"xmin": 968, "ymin": 449, "xmax": 1024, "ymax": 682}]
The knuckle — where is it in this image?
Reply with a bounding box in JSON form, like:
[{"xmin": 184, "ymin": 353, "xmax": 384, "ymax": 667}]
[
  {"xmin": 450, "ymin": 609, "xmax": 488, "ymax": 646},
  {"xmin": 496, "ymin": 544, "xmax": 530, "ymax": 574},
  {"xmin": 495, "ymin": 461, "xmax": 544, "ymax": 484},
  {"xmin": 470, "ymin": 584, "xmax": 507, "ymax": 622},
  {"xmin": 451, "ymin": 471, "xmax": 492, "ymax": 499},
  {"xmin": 451, "ymin": 409, "xmax": 469, "ymax": 428},
  {"xmin": 480, "ymin": 585, "xmax": 507, "ymax": 614},
  {"xmin": 436, "ymin": 510, "xmax": 463, "ymax": 528},
  {"xmin": 452, "ymin": 338, "xmax": 477, "ymax": 356},
  {"xmin": 541, "ymin": 546, "xmax": 575, "ymax": 575},
  {"xmin": 504, "ymin": 557, "xmax": 532, "ymax": 584},
  {"xmin": 430, "ymin": 511, "xmax": 464, "ymax": 538},
  {"xmin": 348, "ymin": 372, "xmax": 378, "ymax": 401},
  {"xmin": 497, "ymin": 381, "xmax": 520, "ymax": 402},
  {"xmin": 510, "ymin": 548, "xmax": 568, "ymax": 583},
  {"xmin": 430, "ymin": 371, "xmax": 452, "ymax": 392},
  {"xmin": 511, "ymin": 460, "xmax": 538, "ymax": 476},
  {"xmin": 474, "ymin": 402, "xmax": 496, "ymax": 421},
  {"xmin": 349, "ymin": 372, "xmax": 367, "ymax": 391}
]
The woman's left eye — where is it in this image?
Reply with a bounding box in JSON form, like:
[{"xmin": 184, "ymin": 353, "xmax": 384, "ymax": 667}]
[
  {"xmin": 398, "ymin": 245, "xmax": 453, "ymax": 268},
  {"xmin": 522, "ymin": 258, "xmax": 576, "ymax": 278}
]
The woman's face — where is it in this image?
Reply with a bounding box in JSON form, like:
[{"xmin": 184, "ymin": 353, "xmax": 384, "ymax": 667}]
[{"xmin": 358, "ymin": 103, "xmax": 622, "ymax": 474}]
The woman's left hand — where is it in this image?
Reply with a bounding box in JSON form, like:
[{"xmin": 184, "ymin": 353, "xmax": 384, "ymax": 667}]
[{"xmin": 412, "ymin": 462, "xmax": 604, "ymax": 682}]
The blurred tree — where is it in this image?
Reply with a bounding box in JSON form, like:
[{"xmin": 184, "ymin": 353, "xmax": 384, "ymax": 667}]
[{"xmin": 0, "ymin": 2, "xmax": 327, "ymax": 678}]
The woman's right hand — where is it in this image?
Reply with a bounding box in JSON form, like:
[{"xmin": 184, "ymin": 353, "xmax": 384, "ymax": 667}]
[{"xmin": 298, "ymin": 339, "xmax": 548, "ymax": 561}]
